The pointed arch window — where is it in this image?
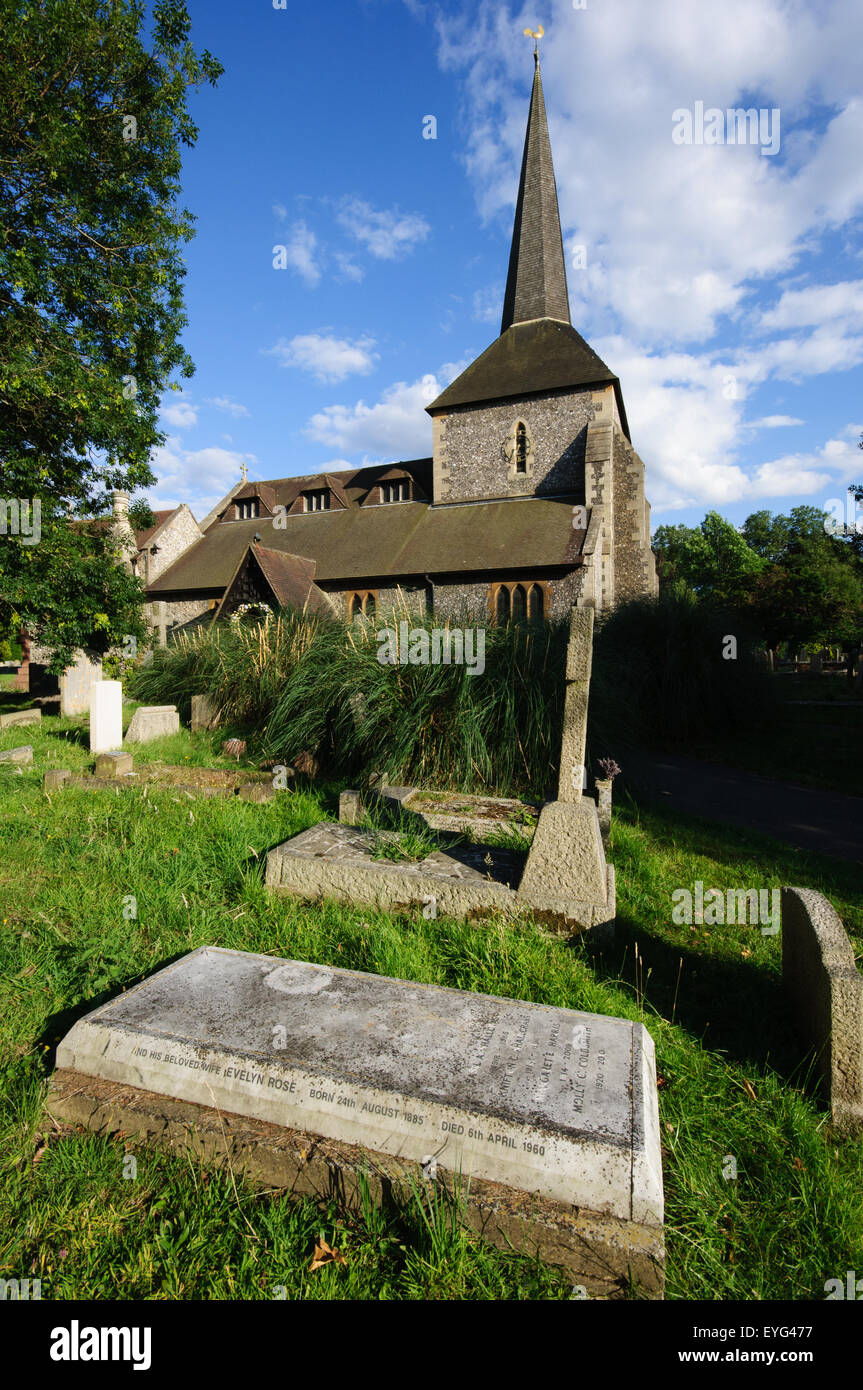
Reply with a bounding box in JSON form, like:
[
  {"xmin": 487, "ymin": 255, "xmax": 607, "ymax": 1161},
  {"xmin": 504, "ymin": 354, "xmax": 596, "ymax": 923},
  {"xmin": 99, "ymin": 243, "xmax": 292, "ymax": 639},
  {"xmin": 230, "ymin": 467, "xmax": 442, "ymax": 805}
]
[
  {"xmin": 515, "ymin": 422, "xmax": 528, "ymax": 474},
  {"xmin": 347, "ymin": 590, "xmax": 378, "ymax": 621},
  {"xmin": 490, "ymin": 581, "xmax": 547, "ymax": 624}
]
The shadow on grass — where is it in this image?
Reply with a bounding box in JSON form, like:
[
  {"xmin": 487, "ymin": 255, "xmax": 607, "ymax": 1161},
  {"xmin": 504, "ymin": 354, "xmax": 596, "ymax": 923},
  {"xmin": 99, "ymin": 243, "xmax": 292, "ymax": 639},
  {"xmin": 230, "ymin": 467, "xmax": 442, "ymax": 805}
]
[
  {"xmin": 34, "ymin": 951, "xmax": 193, "ymax": 1076},
  {"xmin": 590, "ymin": 912, "xmax": 813, "ymax": 1080}
]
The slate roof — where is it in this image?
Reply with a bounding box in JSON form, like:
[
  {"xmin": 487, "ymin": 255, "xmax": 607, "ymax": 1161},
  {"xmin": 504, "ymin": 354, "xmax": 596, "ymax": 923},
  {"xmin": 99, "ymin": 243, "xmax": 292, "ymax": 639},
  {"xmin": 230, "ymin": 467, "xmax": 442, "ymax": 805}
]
[
  {"xmin": 500, "ymin": 54, "xmax": 571, "ymax": 333},
  {"xmin": 146, "ymin": 493, "xmax": 586, "ymax": 598},
  {"xmin": 426, "ymin": 318, "xmax": 628, "ymax": 435}
]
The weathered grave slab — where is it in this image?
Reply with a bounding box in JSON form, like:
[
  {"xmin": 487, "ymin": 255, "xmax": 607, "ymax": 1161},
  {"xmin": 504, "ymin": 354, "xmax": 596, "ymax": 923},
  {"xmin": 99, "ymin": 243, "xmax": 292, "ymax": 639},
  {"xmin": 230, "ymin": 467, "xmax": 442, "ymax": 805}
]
[
  {"xmin": 377, "ymin": 786, "xmax": 540, "ymax": 841},
  {"xmin": 339, "ymin": 789, "xmax": 364, "ymax": 823},
  {"xmin": 0, "ymin": 745, "xmax": 33, "ymax": 766},
  {"xmin": 90, "ymin": 680, "xmax": 123, "ymax": 753},
  {"xmin": 125, "ymin": 705, "xmax": 180, "ymax": 744},
  {"xmin": 267, "ymin": 814, "xmax": 614, "ymax": 936},
  {"xmin": 267, "ymin": 821, "xmax": 521, "ymax": 920},
  {"xmin": 0, "ymin": 707, "xmax": 41, "ymax": 729},
  {"xmin": 782, "ymin": 886, "xmax": 863, "ymax": 1131},
  {"xmin": 44, "ymin": 769, "xmax": 71, "ymax": 790},
  {"xmin": 51, "ymin": 946, "xmax": 664, "ymax": 1293}
]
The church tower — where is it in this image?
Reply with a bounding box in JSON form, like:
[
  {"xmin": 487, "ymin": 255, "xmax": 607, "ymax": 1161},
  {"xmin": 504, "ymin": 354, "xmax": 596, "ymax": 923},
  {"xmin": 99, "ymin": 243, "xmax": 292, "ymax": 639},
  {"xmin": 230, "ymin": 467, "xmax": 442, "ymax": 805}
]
[{"xmin": 426, "ymin": 50, "xmax": 657, "ymax": 609}]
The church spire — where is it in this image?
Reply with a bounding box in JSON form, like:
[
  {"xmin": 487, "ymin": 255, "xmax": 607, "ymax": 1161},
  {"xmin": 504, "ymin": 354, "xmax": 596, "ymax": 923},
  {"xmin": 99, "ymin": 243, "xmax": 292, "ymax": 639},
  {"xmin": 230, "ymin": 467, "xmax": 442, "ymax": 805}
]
[{"xmin": 500, "ymin": 52, "xmax": 571, "ymax": 334}]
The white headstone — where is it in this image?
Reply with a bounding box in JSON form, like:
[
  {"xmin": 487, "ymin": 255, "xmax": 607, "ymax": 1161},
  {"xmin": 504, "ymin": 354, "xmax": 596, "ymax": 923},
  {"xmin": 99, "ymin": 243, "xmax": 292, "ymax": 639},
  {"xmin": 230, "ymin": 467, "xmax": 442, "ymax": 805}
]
[{"xmin": 89, "ymin": 680, "xmax": 123, "ymax": 753}]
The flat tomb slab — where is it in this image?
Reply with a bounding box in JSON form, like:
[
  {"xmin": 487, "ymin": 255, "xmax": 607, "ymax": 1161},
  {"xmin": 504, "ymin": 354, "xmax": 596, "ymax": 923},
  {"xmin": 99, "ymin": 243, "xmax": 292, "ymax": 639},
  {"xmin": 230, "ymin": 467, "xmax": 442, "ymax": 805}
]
[
  {"xmin": 55, "ymin": 947, "xmax": 663, "ymax": 1231},
  {"xmin": 266, "ymin": 821, "xmax": 522, "ymax": 919}
]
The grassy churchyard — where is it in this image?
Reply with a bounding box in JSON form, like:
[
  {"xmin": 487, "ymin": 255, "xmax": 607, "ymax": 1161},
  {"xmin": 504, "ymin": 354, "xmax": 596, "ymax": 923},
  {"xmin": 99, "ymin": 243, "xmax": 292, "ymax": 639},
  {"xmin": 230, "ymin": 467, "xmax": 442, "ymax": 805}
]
[{"xmin": 1, "ymin": 694, "xmax": 861, "ymax": 1301}]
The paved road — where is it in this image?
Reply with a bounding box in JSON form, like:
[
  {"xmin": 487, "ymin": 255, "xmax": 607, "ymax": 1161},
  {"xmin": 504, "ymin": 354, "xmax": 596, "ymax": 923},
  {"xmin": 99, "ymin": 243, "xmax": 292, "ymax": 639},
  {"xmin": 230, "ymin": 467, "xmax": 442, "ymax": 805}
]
[{"xmin": 620, "ymin": 752, "xmax": 863, "ymax": 865}]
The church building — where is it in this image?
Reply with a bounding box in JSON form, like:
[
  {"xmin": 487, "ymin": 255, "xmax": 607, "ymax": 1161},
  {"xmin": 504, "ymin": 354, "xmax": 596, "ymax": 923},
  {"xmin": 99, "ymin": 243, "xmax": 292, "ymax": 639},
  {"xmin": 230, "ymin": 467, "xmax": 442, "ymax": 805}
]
[{"xmin": 146, "ymin": 54, "xmax": 657, "ymax": 636}]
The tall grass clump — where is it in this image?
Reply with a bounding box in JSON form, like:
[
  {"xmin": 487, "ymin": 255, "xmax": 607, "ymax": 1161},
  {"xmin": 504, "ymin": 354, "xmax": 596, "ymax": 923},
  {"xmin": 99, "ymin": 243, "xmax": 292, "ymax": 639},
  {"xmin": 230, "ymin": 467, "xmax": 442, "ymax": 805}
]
[
  {"xmin": 128, "ymin": 590, "xmax": 774, "ymax": 793},
  {"xmin": 262, "ymin": 603, "xmax": 568, "ymax": 795},
  {"xmin": 129, "ymin": 605, "xmax": 568, "ymax": 796}
]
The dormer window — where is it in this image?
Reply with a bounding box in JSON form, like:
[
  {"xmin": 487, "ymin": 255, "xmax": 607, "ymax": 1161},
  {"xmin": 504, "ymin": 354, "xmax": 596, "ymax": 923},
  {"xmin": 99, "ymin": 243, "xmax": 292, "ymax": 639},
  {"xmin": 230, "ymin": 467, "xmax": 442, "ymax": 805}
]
[
  {"xmin": 515, "ymin": 422, "xmax": 528, "ymax": 474},
  {"xmin": 382, "ymin": 479, "xmax": 411, "ymax": 504},
  {"xmin": 237, "ymin": 498, "xmax": 259, "ymax": 520},
  {"xmin": 304, "ymin": 490, "xmax": 330, "ymax": 512}
]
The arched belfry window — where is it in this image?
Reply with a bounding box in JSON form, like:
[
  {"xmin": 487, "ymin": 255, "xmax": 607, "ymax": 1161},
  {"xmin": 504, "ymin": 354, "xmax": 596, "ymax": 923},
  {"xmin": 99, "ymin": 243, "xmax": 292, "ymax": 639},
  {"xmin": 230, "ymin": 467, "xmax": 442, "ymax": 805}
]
[
  {"xmin": 515, "ymin": 422, "xmax": 528, "ymax": 474},
  {"xmin": 502, "ymin": 418, "xmax": 534, "ymax": 480}
]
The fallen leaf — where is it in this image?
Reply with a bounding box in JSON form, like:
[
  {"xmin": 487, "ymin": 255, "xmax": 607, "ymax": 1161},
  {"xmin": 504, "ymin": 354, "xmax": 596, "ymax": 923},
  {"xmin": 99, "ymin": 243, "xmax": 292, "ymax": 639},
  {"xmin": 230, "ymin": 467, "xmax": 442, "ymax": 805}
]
[
  {"xmin": 309, "ymin": 1239, "xmax": 346, "ymax": 1271},
  {"xmin": 742, "ymin": 1079, "xmax": 757, "ymax": 1101},
  {"xmin": 792, "ymin": 1156, "xmax": 805, "ymax": 1172}
]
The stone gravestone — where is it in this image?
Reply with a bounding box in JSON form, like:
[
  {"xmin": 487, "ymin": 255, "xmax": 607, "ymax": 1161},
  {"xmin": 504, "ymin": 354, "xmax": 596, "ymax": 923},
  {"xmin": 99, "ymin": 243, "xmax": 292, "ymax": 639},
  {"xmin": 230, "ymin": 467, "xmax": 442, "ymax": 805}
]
[
  {"xmin": 125, "ymin": 705, "xmax": 180, "ymax": 744},
  {"xmin": 60, "ymin": 652, "xmax": 102, "ymax": 717},
  {"xmin": 782, "ymin": 887, "xmax": 863, "ymax": 1131},
  {"xmin": 50, "ymin": 947, "xmax": 664, "ymax": 1295},
  {"xmin": 190, "ymin": 694, "xmax": 218, "ymax": 733},
  {"xmin": 89, "ymin": 680, "xmax": 123, "ymax": 754}
]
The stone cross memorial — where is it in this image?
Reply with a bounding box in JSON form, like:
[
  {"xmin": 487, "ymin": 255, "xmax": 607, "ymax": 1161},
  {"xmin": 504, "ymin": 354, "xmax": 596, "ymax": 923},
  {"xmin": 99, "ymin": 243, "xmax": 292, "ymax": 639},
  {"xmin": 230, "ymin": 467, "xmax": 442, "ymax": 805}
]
[{"xmin": 51, "ymin": 946, "xmax": 664, "ymax": 1295}]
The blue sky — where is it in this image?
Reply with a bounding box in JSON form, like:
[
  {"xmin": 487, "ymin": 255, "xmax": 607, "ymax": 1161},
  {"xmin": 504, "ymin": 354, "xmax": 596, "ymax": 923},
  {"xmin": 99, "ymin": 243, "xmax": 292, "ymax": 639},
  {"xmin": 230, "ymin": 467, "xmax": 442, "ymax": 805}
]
[{"xmin": 145, "ymin": 0, "xmax": 863, "ymax": 534}]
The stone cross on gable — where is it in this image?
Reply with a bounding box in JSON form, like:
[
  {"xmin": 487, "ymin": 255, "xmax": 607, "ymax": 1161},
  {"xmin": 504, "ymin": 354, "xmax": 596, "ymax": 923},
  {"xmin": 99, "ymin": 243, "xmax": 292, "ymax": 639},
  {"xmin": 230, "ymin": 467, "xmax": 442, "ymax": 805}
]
[{"xmin": 241, "ymin": 460, "xmax": 248, "ymax": 484}]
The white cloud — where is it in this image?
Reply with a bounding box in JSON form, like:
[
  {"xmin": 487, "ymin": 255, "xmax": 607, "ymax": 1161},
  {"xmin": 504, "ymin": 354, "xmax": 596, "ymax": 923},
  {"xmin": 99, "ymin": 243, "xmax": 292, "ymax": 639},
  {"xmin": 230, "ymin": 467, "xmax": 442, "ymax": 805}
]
[
  {"xmin": 278, "ymin": 220, "xmax": 321, "ymax": 286},
  {"xmin": 160, "ymin": 392, "xmax": 197, "ymax": 429},
  {"xmin": 756, "ymin": 280, "xmax": 863, "ymax": 332},
  {"xmin": 334, "ymin": 252, "xmax": 364, "ymax": 283},
  {"xmin": 304, "ymin": 359, "xmax": 470, "ymax": 458},
  {"xmin": 472, "ymin": 284, "xmax": 503, "ymax": 324},
  {"xmin": 267, "ymin": 333, "xmax": 379, "ymax": 383},
  {"xmin": 205, "ymin": 396, "xmax": 251, "ymax": 418},
  {"xmin": 748, "ymin": 415, "xmax": 805, "ymax": 428},
  {"xmin": 337, "ymin": 198, "xmax": 430, "ymax": 260},
  {"xmin": 148, "ymin": 439, "xmax": 257, "ymax": 517},
  {"xmin": 432, "ymin": 0, "xmax": 863, "ymax": 346}
]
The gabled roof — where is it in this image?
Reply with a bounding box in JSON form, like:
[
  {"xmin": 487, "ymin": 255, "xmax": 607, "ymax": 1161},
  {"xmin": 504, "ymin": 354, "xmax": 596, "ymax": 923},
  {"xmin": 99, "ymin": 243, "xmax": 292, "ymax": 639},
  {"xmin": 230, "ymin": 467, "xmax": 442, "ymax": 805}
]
[
  {"xmin": 425, "ymin": 318, "xmax": 629, "ymax": 435},
  {"xmin": 134, "ymin": 509, "xmax": 178, "ymax": 548},
  {"xmin": 213, "ymin": 543, "xmax": 335, "ymax": 622}
]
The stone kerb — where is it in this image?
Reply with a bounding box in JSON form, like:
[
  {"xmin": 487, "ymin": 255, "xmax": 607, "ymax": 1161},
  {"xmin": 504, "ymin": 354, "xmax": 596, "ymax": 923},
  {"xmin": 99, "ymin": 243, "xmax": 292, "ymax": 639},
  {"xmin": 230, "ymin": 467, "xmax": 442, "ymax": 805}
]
[{"xmin": 781, "ymin": 886, "xmax": 863, "ymax": 1131}]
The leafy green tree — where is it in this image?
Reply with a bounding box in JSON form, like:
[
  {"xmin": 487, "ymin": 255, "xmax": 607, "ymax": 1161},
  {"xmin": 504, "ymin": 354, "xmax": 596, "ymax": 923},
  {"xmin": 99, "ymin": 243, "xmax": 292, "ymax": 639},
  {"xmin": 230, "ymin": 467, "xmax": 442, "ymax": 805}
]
[
  {"xmin": 653, "ymin": 511, "xmax": 764, "ymax": 604},
  {"xmin": 0, "ymin": 0, "xmax": 221, "ymax": 668}
]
